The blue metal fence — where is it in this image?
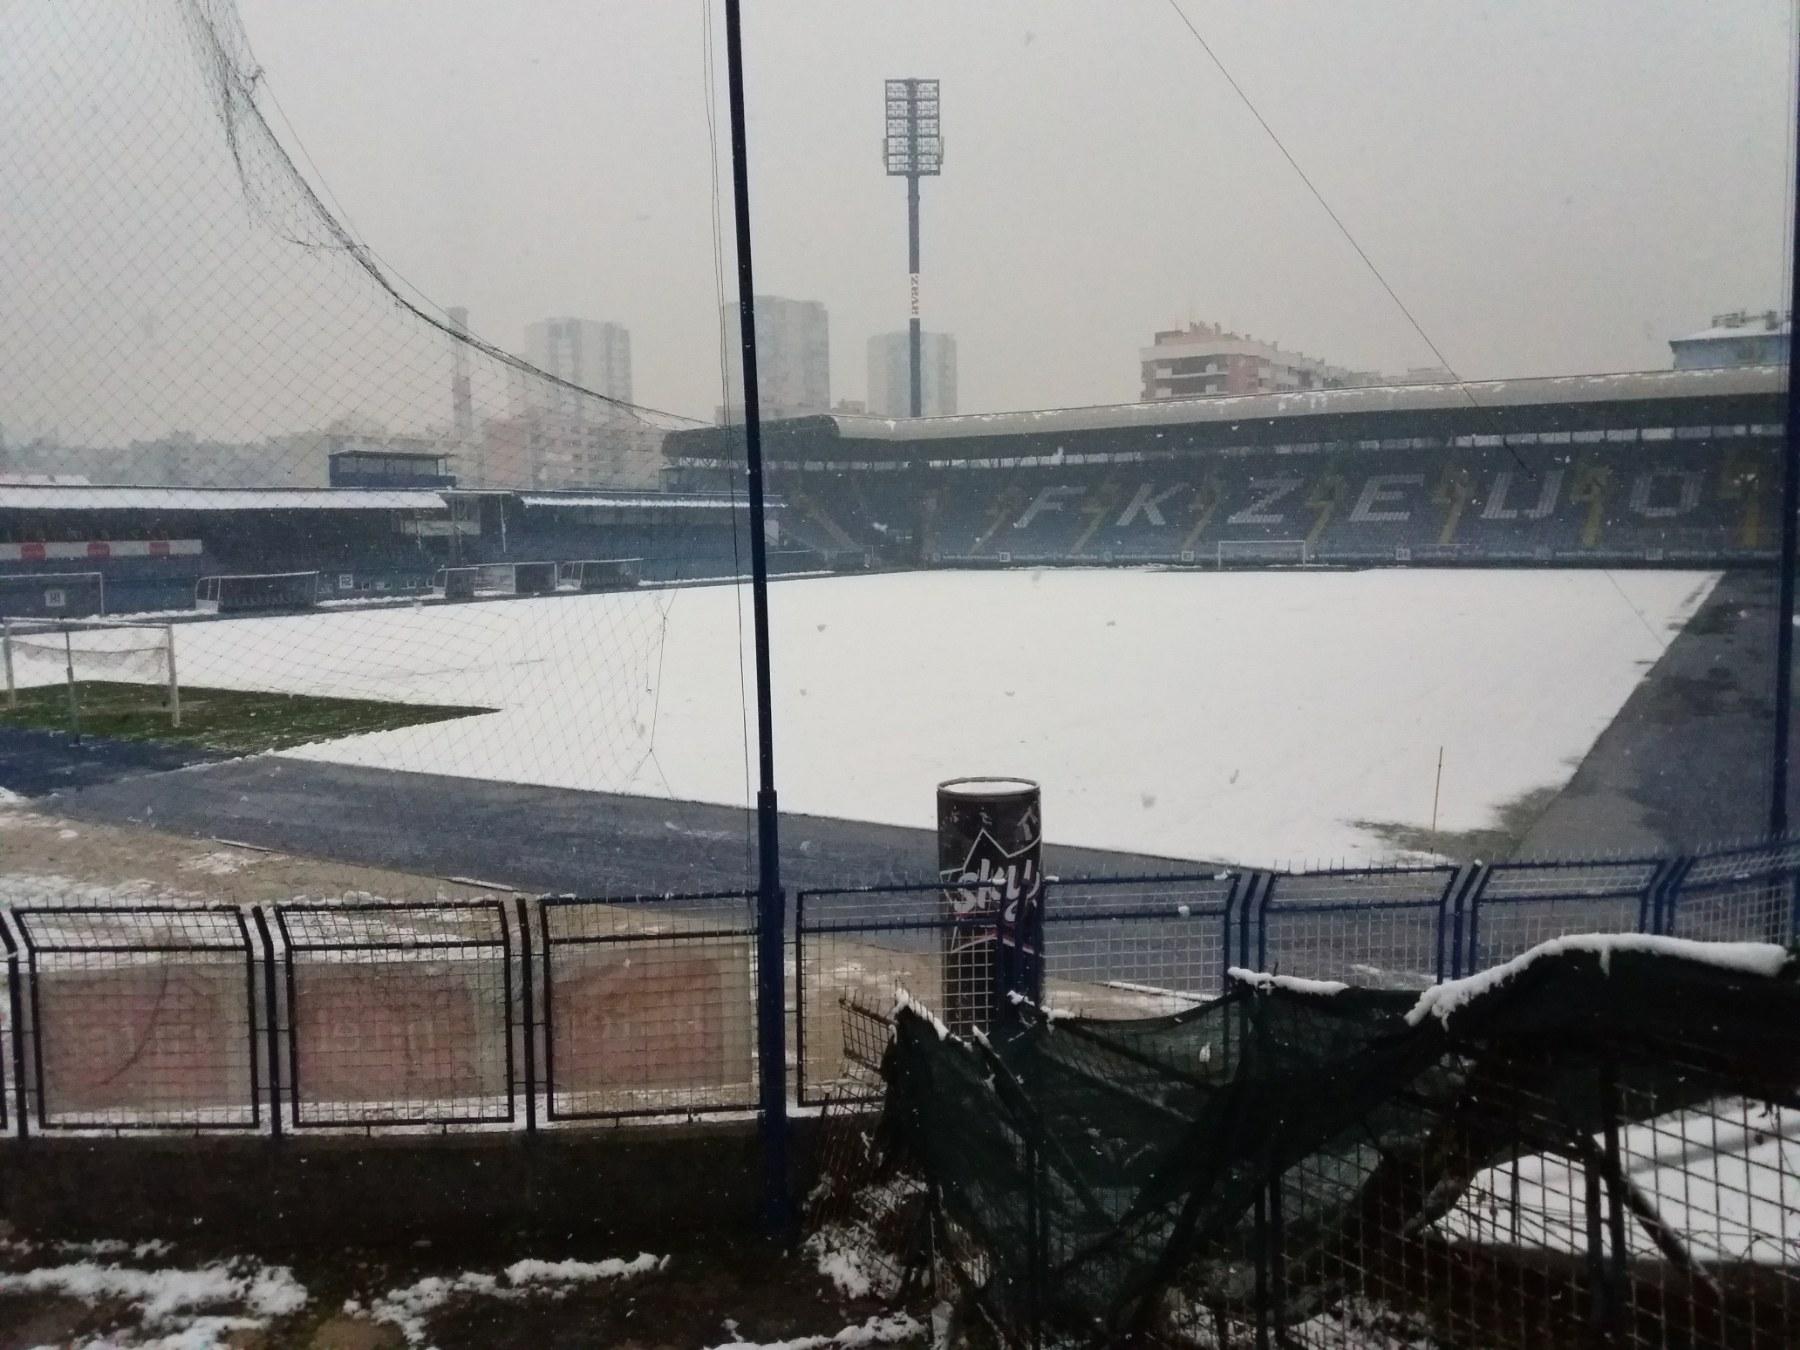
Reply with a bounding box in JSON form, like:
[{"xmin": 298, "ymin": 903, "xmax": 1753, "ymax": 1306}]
[{"xmin": 0, "ymin": 839, "xmax": 1793, "ymax": 1134}]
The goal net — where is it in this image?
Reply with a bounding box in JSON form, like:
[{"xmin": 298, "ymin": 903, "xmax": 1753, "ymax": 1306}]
[
  {"xmin": 475, "ymin": 562, "xmax": 558, "ymax": 596},
  {"xmin": 0, "ymin": 1, "xmax": 751, "ymax": 857},
  {"xmin": 195, "ymin": 572, "xmax": 320, "ymax": 614},
  {"xmin": 3, "ymin": 619, "xmax": 181, "ymax": 728},
  {"xmin": 558, "ymin": 559, "xmax": 643, "ymax": 593},
  {"xmin": 1216, "ymin": 538, "xmax": 1312, "ymax": 568}
]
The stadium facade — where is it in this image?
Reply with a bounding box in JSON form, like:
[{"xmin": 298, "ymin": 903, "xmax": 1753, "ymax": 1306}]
[
  {"xmin": 0, "ymin": 365, "xmax": 1784, "ymax": 619},
  {"xmin": 668, "ymin": 365, "xmax": 1784, "ymax": 568}
]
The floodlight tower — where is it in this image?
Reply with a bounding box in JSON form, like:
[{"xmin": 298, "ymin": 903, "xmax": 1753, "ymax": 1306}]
[{"xmin": 884, "ymin": 79, "xmax": 942, "ymax": 418}]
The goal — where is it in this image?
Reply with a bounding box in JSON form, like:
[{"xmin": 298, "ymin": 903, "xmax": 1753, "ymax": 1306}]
[
  {"xmin": 195, "ymin": 571, "xmax": 320, "ymax": 614},
  {"xmin": 557, "ymin": 558, "xmax": 643, "ymax": 593},
  {"xmin": 2, "ymin": 618, "xmax": 181, "ymax": 730},
  {"xmin": 1215, "ymin": 538, "xmax": 1311, "ymax": 568},
  {"xmin": 475, "ymin": 561, "xmax": 558, "ymax": 596}
]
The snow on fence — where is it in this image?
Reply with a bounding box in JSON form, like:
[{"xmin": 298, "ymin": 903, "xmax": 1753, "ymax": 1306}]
[{"xmin": 0, "ymin": 840, "xmax": 1793, "ymax": 1134}]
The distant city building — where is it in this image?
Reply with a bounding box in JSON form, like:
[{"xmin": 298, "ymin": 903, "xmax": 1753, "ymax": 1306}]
[
  {"xmin": 1139, "ymin": 322, "xmax": 1379, "ymax": 402},
  {"xmin": 523, "ymin": 317, "xmax": 633, "ymax": 410},
  {"xmin": 1670, "ymin": 311, "xmax": 1789, "ymax": 370},
  {"xmin": 717, "ymin": 296, "xmax": 830, "ymax": 422},
  {"xmin": 867, "ymin": 331, "xmax": 958, "ymax": 417}
]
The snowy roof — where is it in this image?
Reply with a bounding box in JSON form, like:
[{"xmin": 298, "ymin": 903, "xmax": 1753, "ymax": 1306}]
[
  {"xmin": 796, "ymin": 365, "xmax": 1786, "ymax": 445},
  {"xmin": 1671, "ymin": 321, "xmax": 1790, "ymax": 344},
  {"xmin": 0, "ymin": 485, "xmax": 447, "ymax": 512},
  {"xmin": 518, "ymin": 493, "xmax": 742, "ymax": 511}
]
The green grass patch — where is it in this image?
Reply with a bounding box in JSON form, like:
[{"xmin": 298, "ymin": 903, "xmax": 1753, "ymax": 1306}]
[{"xmin": 0, "ymin": 680, "xmax": 492, "ymax": 755}]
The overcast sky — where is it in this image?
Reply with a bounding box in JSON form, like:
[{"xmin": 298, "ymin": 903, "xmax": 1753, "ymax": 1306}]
[{"xmin": 236, "ymin": 0, "xmax": 1794, "ymax": 420}]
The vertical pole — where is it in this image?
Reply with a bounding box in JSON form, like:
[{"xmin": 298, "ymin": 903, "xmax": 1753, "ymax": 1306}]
[
  {"xmin": 908, "ymin": 170, "xmax": 923, "ymax": 419},
  {"xmin": 722, "ymin": 0, "xmax": 790, "ymax": 1234},
  {"xmin": 165, "ymin": 624, "xmax": 180, "ymax": 728},
  {"xmin": 1773, "ymin": 29, "xmax": 1800, "ymax": 842},
  {"xmin": 1430, "ymin": 745, "xmax": 1443, "ymax": 838},
  {"xmin": 3, "ymin": 620, "xmax": 14, "ymax": 710},
  {"xmin": 62, "ymin": 630, "xmax": 78, "ymax": 741}
]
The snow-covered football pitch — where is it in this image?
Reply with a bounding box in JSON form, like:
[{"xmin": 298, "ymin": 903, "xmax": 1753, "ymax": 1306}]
[{"xmin": 50, "ymin": 567, "xmax": 1719, "ymax": 866}]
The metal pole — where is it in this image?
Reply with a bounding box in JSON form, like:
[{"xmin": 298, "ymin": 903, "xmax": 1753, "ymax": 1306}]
[
  {"xmin": 165, "ymin": 623, "xmax": 180, "ymax": 728},
  {"xmin": 722, "ymin": 0, "xmax": 790, "ymax": 1233},
  {"xmin": 62, "ymin": 628, "xmax": 79, "ymax": 741},
  {"xmin": 2, "ymin": 620, "xmax": 14, "ymax": 710},
  {"xmin": 908, "ymin": 171, "xmax": 923, "ymax": 419},
  {"xmin": 1775, "ymin": 33, "xmax": 1800, "ymax": 842}
]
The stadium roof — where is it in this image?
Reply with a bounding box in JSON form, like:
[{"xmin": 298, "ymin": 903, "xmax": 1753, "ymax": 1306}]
[
  {"xmin": 0, "ymin": 485, "xmax": 448, "ymax": 512},
  {"xmin": 518, "ymin": 492, "xmax": 743, "ymax": 510},
  {"xmin": 817, "ymin": 365, "xmax": 1785, "ymax": 442},
  {"xmin": 667, "ymin": 366, "xmax": 1784, "ymax": 461}
]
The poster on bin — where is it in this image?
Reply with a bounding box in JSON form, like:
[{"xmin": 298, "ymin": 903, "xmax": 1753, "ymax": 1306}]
[{"xmin": 937, "ymin": 777, "xmax": 1043, "ymax": 1034}]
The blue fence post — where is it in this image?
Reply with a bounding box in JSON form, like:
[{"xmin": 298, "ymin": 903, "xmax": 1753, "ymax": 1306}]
[
  {"xmin": 0, "ymin": 914, "xmax": 21, "ymax": 1139},
  {"xmin": 1655, "ymin": 856, "xmax": 1694, "ymax": 936},
  {"xmin": 249, "ymin": 907, "xmax": 281, "ymax": 1140}
]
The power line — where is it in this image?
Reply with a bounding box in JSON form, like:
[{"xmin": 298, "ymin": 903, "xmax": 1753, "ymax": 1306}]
[{"xmin": 1160, "ymin": 0, "xmax": 1472, "ymax": 396}]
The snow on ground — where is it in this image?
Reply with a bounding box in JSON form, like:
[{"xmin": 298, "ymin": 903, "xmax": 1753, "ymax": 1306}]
[
  {"xmin": 359, "ymin": 1251, "xmax": 665, "ymax": 1346},
  {"xmin": 1436, "ymin": 1101, "xmax": 1800, "ymax": 1265},
  {"xmin": 14, "ymin": 570, "xmax": 1716, "ymax": 864},
  {"xmin": 704, "ymin": 1312, "xmax": 925, "ymax": 1350},
  {"xmin": 0, "ymin": 1254, "xmax": 307, "ymax": 1348}
]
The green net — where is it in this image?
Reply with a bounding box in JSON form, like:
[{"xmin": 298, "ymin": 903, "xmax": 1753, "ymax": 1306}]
[{"xmin": 874, "ymin": 940, "xmax": 1800, "ymax": 1345}]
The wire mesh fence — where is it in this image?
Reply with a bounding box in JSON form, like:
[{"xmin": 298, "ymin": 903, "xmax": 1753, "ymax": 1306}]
[
  {"xmin": 11, "ymin": 905, "xmax": 260, "ymax": 1132},
  {"xmin": 0, "ymin": 840, "xmax": 1792, "ymax": 1139},
  {"xmin": 1462, "ymin": 856, "xmax": 1667, "ymax": 975},
  {"xmin": 795, "ymin": 884, "xmax": 956, "ymax": 1107},
  {"xmin": 537, "ymin": 892, "xmax": 758, "ymax": 1121},
  {"xmin": 1040, "ymin": 873, "xmax": 1244, "ymax": 1017},
  {"xmin": 272, "ymin": 901, "xmax": 514, "ymax": 1129},
  {"xmin": 1662, "ymin": 836, "xmax": 1800, "ymax": 946},
  {"xmin": 1254, "ymin": 865, "xmax": 1461, "ymax": 988}
]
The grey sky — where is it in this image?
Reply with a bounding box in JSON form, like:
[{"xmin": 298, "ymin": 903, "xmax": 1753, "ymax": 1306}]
[{"xmin": 239, "ymin": 0, "xmax": 1794, "ymax": 420}]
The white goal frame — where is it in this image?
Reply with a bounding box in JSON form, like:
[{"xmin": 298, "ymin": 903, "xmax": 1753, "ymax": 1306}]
[
  {"xmin": 1215, "ymin": 538, "xmax": 1311, "ymax": 568},
  {"xmin": 2, "ymin": 616, "xmax": 181, "ymax": 729}
]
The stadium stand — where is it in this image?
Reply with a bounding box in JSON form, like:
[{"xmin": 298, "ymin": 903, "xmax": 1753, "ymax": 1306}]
[
  {"xmin": 666, "ymin": 365, "xmax": 1784, "ymax": 568},
  {"xmin": 0, "ymin": 483, "xmax": 808, "ymax": 616}
]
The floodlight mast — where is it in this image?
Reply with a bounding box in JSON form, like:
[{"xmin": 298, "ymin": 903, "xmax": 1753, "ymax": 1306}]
[{"xmin": 884, "ymin": 79, "xmax": 942, "ymax": 419}]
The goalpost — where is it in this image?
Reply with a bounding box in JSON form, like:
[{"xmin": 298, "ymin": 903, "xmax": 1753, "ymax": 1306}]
[
  {"xmin": 2, "ymin": 617, "xmax": 181, "ymax": 734},
  {"xmin": 1215, "ymin": 538, "xmax": 1311, "ymax": 568}
]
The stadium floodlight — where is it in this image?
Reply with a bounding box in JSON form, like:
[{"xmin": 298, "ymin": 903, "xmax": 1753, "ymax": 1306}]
[
  {"xmin": 883, "ymin": 79, "xmax": 942, "ymax": 420},
  {"xmin": 883, "ymin": 79, "xmax": 942, "ymax": 177}
]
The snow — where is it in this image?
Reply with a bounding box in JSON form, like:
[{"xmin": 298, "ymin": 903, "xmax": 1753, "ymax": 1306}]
[
  {"xmin": 9, "ymin": 569, "xmax": 1715, "ymax": 865},
  {"xmin": 1435, "ymin": 1101, "xmax": 1800, "ymax": 1265},
  {"xmin": 813, "ymin": 1246, "xmax": 874, "ymax": 1299},
  {"xmin": 0, "ymin": 1257, "xmax": 306, "ymax": 1347},
  {"xmin": 362, "ymin": 1252, "xmax": 663, "ymax": 1346},
  {"xmin": 178, "ymin": 849, "xmax": 264, "ymax": 876},
  {"xmin": 502, "ymin": 1253, "xmax": 665, "ymax": 1285},
  {"xmin": 1227, "ymin": 967, "xmax": 1350, "ymax": 996},
  {"xmin": 704, "ymin": 1312, "xmax": 925, "ymax": 1350},
  {"xmin": 1405, "ymin": 933, "xmax": 1792, "ymax": 1026},
  {"xmin": 894, "ymin": 987, "xmax": 953, "ymax": 1040}
]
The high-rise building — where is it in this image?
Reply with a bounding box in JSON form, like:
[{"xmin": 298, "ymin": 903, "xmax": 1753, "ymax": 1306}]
[
  {"xmin": 717, "ymin": 296, "xmax": 829, "ymax": 422},
  {"xmin": 1139, "ymin": 322, "xmax": 1377, "ymax": 401},
  {"xmin": 523, "ymin": 317, "xmax": 633, "ymax": 409},
  {"xmin": 867, "ymin": 331, "xmax": 958, "ymax": 417},
  {"xmin": 504, "ymin": 317, "xmax": 649, "ymax": 490},
  {"xmin": 1670, "ymin": 311, "xmax": 1789, "ymax": 370}
]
